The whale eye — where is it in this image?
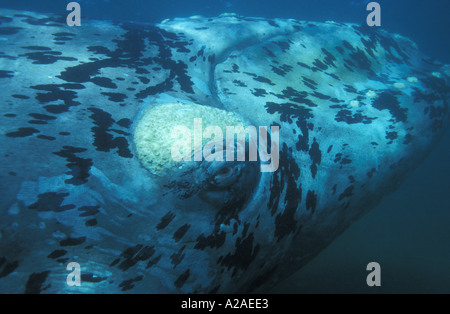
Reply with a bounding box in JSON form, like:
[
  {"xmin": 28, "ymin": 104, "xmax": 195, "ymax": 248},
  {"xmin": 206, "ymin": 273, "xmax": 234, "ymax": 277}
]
[
  {"xmin": 198, "ymin": 154, "xmax": 260, "ymax": 219},
  {"xmin": 216, "ymin": 166, "xmax": 232, "ymax": 178}
]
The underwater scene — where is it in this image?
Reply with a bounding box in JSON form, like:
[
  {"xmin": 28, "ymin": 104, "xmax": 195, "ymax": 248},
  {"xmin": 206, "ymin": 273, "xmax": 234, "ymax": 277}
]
[{"xmin": 0, "ymin": 0, "xmax": 448, "ymax": 294}]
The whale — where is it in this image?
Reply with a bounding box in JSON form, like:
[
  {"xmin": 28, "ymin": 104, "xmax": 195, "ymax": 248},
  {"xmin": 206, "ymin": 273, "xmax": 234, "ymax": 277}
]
[{"xmin": 0, "ymin": 9, "xmax": 448, "ymax": 293}]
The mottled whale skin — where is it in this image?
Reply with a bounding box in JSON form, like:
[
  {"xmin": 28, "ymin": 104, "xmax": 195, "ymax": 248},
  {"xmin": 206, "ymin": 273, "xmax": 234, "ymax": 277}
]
[{"xmin": 0, "ymin": 9, "xmax": 448, "ymax": 293}]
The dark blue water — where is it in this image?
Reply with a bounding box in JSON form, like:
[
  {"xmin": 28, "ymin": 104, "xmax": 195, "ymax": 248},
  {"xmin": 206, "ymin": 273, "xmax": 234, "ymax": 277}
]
[{"xmin": 1, "ymin": 0, "xmax": 448, "ymax": 293}]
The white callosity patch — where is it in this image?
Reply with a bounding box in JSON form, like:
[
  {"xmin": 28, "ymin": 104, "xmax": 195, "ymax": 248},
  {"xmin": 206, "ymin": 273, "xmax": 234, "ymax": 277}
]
[{"xmin": 134, "ymin": 102, "xmax": 245, "ymax": 174}]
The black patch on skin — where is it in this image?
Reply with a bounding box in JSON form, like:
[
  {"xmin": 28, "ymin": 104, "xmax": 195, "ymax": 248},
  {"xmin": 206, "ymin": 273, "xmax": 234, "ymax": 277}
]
[
  {"xmin": 91, "ymin": 77, "xmax": 117, "ymax": 88},
  {"xmin": 31, "ymin": 84, "xmax": 82, "ymax": 113},
  {"xmin": 252, "ymin": 88, "xmax": 267, "ymax": 97},
  {"xmin": 326, "ymin": 72, "xmax": 340, "ymax": 80},
  {"xmin": 194, "ymin": 231, "xmax": 226, "ymax": 250},
  {"xmin": 403, "ymin": 133, "xmax": 413, "ymax": 144},
  {"xmin": 117, "ymin": 245, "xmax": 156, "ymax": 271},
  {"xmin": 334, "ymin": 153, "xmax": 342, "ymax": 163},
  {"xmin": 5, "ymin": 127, "xmax": 39, "ymax": 138},
  {"xmin": 297, "ymin": 62, "xmax": 311, "ymax": 69},
  {"xmin": 47, "ymin": 250, "xmax": 67, "ymax": 259},
  {"xmin": 0, "ymin": 27, "xmax": 22, "ymax": 35},
  {"xmin": 220, "ymin": 233, "xmax": 260, "ymax": 277},
  {"xmin": 78, "ymin": 205, "xmax": 100, "ymax": 217},
  {"xmin": 327, "ymin": 145, "xmax": 333, "ymax": 153},
  {"xmin": 44, "ymin": 105, "xmax": 70, "ymax": 114},
  {"xmin": 0, "ymin": 70, "xmax": 14, "ymax": 78},
  {"xmin": 265, "ymin": 102, "xmax": 313, "ymax": 152},
  {"xmin": 271, "ymin": 66, "xmax": 284, "ymax": 76},
  {"xmin": 349, "ymin": 48, "xmax": 373, "ymax": 75},
  {"xmin": 37, "ymin": 135, "xmax": 56, "ymax": 141},
  {"xmin": 174, "ymin": 269, "xmax": 190, "ymax": 289},
  {"xmin": 29, "ymin": 113, "xmax": 56, "ymax": 121},
  {"xmin": 135, "ymin": 77, "xmax": 174, "ymax": 99},
  {"xmin": 373, "ymin": 30, "xmax": 410, "ymax": 64},
  {"xmin": 305, "ymin": 190, "xmax": 317, "ymax": 214},
  {"xmin": 312, "ymin": 59, "xmax": 328, "ymax": 71},
  {"xmin": 321, "ymin": 48, "xmax": 336, "ymax": 67},
  {"xmin": 271, "ymin": 64, "xmax": 293, "ymax": 76},
  {"xmin": 272, "ymin": 87, "xmax": 317, "ymax": 107},
  {"xmin": 59, "ymin": 132, "xmax": 70, "ymax": 136},
  {"xmin": 338, "ymin": 186, "xmax": 354, "ymax": 201},
  {"xmin": 53, "ymin": 146, "xmax": 93, "ymax": 185},
  {"xmin": 101, "ymin": 92, "xmax": 127, "ymax": 102},
  {"xmin": 20, "ymin": 50, "xmax": 77, "ymax": 64},
  {"xmin": 302, "ymin": 78, "xmax": 317, "ymax": 90},
  {"xmin": 268, "ymin": 144, "xmax": 302, "ymax": 240},
  {"xmin": 59, "ymin": 25, "xmax": 194, "ymax": 95},
  {"xmin": 344, "ymin": 85, "xmax": 358, "ymax": 93},
  {"xmin": 119, "ymin": 275, "xmax": 143, "ymax": 292},
  {"xmin": 87, "ymin": 45, "xmax": 112, "ymax": 55},
  {"xmin": 28, "ymin": 120, "xmax": 47, "ymax": 125},
  {"xmin": 22, "ymin": 46, "xmax": 51, "ymax": 51},
  {"xmin": 344, "ymin": 63, "xmax": 355, "ymax": 73},
  {"xmin": 268, "ymin": 20, "xmax": 279, "ymax": 28},
  {"xmin": 146, "ymin": 255, "xmax": 162, "ymax": 269},
  {"xmin": 243, "ymin": 71, "xmax": 257, "ymax": 77},
  {"xmin": 197, "ymin": 46, "xmax": 206, "ymax": 57},
  {"xmin": 24, "ymin": 271, "xmax": 50, "ymax": 294},
  {"xmin": 4, "ymin": 113, "xmax": 16, "ymax": 117},
  {"xmin": 137, "ymin": 76, "xmax": 150, "ymax": 84},
  {"xmin": 372, "ymin": 91, "xmax": 408, "ymax": 123},
  {"xmin": 156, "ymin": 211, "xmax": 176, "ymax": 230},
  {"xmin": 386, "ymin": 131, "xmax": 398, "ymax": 141},
  {"xmin": 53, "ymin": 32, "xmax": 75, "ymax": 39},
  {"xmin": 28, "ymin": 192, "xmax": 75, "ymax": 212},
  {"xmin": 309, "ymin": 138, "xmax": 321, "ymax": 179},
  {"xmin": 0, "ymin": 16, "xmax": 13, "ymax": 23},
  {"xmin": 0, "ymin": 259, "xmax": 19, "ymax": 278},
  {"xmin": 56, "ymin": 258, "xmax": 69, "ymax": 264},
  {"xmin": 80, "ymin": 273, "xmax": 107, "ymax": 283},
  {"xmin": 116, "ymin": 118, "xmax": 132, "ymax": 128},
  {"xmin": 312, "ymin": 91, "xmax": 330, "ymax": 100},
  {"xmin": 253, "ymin": 76, "xmax": 275, "ymax": 86},
  {"xmin": 88, "ymin": 108, "xmax": 133, "ymax": 158},
  {"xmin": 11, "ymin": 94, "xmax": 30, "ymax": 99},
  {"xmin": 367, "ymin": 168, "xmax": 376, "ymax": 178},
  {"xmin": 170, "ymin": 246, "xmax": 186, "ymax": 269},
  {"xmin": 342, "ymin": 40, "xmax": 355, "ymax": 51},
  {"xmin": 231, "ymin": 63, "xmax": 240, "ymax": 73},
  {"xmin": 59, "ymin": 237, "xmax": 86, "ymax": 247},
  {"xmin": 85, "ymin": 219, "xmax": 97, "ymax": 226},
  {"xmin": 335, "ymin": 110, "xmax": 376, "ymax": 124},
  {"xmin": 332, "ymin": 184, "xmax": 337, "ymax": 195},
  {"xmin": 341, "ymin": 157, "xmax": 352, "ymax": 165},
  {"xmin": 274, "ymin": 40, "xmax": 290, "ymax": 52},
  {"xmin": 233, "ymin": 80, "xmax": 247, "ymax": 87},
  {"xmin": 173, "ymin": 224, "xmax": 190, "ymax": 242}
]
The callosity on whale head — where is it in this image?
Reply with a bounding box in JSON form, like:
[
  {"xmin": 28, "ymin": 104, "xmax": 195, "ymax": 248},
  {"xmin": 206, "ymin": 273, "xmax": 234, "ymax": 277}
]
[{"xmin": 0, "ymin": 9, "xmax": 448, "ymax": 293}]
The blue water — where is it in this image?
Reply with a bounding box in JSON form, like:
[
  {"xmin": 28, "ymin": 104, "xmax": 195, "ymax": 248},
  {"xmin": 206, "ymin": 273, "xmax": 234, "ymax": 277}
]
[{"xmin": 0, "ymin": 0, "xmax": 448, "ymax": 293}]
